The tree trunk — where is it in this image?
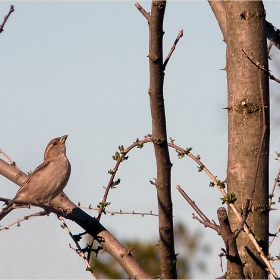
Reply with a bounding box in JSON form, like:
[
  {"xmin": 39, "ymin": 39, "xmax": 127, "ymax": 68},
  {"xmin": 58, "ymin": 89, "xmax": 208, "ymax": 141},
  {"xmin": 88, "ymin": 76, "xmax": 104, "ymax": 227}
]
[{"xmin": 225, "ymin": 1, "xmax": 269, "ymax": 278}]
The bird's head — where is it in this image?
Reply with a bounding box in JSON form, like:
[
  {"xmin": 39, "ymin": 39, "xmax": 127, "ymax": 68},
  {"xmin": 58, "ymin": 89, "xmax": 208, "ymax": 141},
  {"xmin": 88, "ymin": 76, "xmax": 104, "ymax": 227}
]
[{"xmin": 44, "ymin": 135, "xmax": 68, "ymax": 160}]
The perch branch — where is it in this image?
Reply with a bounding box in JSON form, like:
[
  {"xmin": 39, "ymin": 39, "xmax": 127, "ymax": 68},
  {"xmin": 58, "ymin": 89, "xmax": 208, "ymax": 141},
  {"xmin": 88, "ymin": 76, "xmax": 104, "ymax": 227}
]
[
  {"xmin": 0, "ymin": 158, "xmax": 151, "ymax": 279},
  {"xmin": 0, "ymin": 149, "xmax": 21, "ymax": 171}
]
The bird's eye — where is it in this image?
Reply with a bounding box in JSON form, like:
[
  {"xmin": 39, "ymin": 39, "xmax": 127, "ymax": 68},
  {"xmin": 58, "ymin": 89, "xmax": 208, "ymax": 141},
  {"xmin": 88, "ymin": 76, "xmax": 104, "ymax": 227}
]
[{"xmin": 53, "ymin": 142, "xmax": 57, "ymax": 146}]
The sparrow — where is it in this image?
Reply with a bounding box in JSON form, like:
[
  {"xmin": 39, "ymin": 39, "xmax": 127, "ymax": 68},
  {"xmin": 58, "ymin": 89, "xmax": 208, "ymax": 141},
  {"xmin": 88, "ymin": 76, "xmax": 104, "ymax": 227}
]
[{"xmin": 0, "ymin": 135, "xmax": 71, "ymax": 221}]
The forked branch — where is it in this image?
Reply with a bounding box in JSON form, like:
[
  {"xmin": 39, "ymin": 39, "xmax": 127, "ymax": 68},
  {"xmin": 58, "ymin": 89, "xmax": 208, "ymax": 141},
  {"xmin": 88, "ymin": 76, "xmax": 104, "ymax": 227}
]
[
  {"xmin": 176, "ymin": 185, "xmax": 219, "ymax": 232},
  {"xmin": 135, "ymin": 2, "xmax": 150, "ymax": 22}
]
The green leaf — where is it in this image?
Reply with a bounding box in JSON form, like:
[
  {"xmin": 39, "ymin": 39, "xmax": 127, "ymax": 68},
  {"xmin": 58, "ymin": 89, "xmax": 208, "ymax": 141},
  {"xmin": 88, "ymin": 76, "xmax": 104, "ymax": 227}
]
[
  {"xmin": 111, "ymin": 178, "xmax": 121, "ymax": 188},
  {"xmin": 108, "ymin": 169, "xmax": 115, "ymax": 175},
  {"xmin": 221, "ymin": 193, "xmax": 237, "ymax": 204},
  {"xmin": 112, "ymin": 151, "xmax": 120, "ymax": 161}
]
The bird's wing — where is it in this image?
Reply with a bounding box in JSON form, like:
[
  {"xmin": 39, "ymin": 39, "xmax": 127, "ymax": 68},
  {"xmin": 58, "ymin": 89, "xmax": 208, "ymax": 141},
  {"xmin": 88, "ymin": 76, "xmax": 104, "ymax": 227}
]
[{"xmin": 14, "ymin": 161, "xmax": 51, "ymax": 198}]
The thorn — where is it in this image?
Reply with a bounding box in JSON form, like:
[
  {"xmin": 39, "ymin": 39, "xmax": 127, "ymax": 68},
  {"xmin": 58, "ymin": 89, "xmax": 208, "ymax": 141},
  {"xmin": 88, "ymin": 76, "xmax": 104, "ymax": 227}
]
[{"xmin": 222, "ymin": 105, "xmax": 232, "ymax": 110}]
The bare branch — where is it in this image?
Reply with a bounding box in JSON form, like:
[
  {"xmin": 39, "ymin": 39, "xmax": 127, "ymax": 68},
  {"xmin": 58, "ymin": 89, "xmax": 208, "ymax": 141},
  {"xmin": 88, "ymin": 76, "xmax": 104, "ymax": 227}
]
[
  {"xmin": 0, "ymin": 149, "xmax": 21, "ymax": 171},
  {"xmin": 163, "ymin": 29, "xmax": 183, "ymax": 71},
  {"xmin": 59, "ymin": 216, "xmax": 97, "ymax": 279},
  {"xmin": 0, "ymin": 210, "xmax": 48, "ymax": 231},
  {"xmin": 135, "ymin": 2, "xmax": 150, "ymax": 22},
  {"xmin": 0, "ymin": 159, "xmax": 151, "ymax": 279},
  {"xmin": 79, "ymin": 205, "xmax": 158, "ymax": 217},
  {"xmin": 242, "ymin": 48, "xmax": 280, "ymax": 83},
  {"xmin": 217, "ymin": 207, "xmax": 245, "ymax": 279},
  {"xmin": 208, "ymin": 1, "xmax": 227, "ymax": 42},
  {"xmin": 176, "ymin": 185, "xmax": 219, "ymax": 233},
  {"xmin": 97, "ymin": 136, "xmax": 150, "ymax": 220},
  {"xmin": 269, "ymin": 154, "xmax": 280, "ymax": 207},
  {"xmin": 269, "ymin": 223, "xmax": 280, "ymax": 247},
  {"xmin": 0, "ymin": 5, "xmax": 14, "ymax": 34},
  {"xmin": 168, "ymin": 141, "xmax": 278, "ymax": 278}
]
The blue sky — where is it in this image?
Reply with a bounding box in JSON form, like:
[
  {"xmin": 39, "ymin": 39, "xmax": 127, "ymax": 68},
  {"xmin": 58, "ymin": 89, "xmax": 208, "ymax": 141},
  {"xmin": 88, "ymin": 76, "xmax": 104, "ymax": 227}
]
[{"xmin": 0, "ymin": 1, "xmax": 280, "ymax": 278}]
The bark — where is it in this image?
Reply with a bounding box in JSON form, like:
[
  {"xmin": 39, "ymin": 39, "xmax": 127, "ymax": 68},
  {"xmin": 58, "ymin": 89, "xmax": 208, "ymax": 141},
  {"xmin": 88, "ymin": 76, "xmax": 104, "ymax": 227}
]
[
  {"xmin": 225, "ymin": 1, "xmax": 269, "ymax": 278},
  {"xmin": 0, "ymin": 158, "xmax": 151, "ymax": 279},
  {"xmin": 148, "ymin": 1, "xmax": 177, "ymax": 278},
  {"xmin": 208, "ymin": 1, "xmax": 227, "ymax": 42},
  {"xmin": 217, "ymin": 207, "xmax": 244, "ymax": 279}
]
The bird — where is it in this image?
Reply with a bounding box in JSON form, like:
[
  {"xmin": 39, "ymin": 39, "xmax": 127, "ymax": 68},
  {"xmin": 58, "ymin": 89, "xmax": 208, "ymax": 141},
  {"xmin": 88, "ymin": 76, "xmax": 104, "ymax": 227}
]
[{"xmin": 0, "ymin": 135, "xmax": 71, "ymax": 221}]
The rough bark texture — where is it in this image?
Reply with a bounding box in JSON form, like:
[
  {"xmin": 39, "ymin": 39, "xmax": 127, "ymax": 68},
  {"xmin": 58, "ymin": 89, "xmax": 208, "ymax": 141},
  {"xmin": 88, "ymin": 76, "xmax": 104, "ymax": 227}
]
[
  {"xmin": 148, "ymin": 1, "xmax": 177, "ymax": 278},
  {"xmin": 217, "ymin": 207, "xmax": 244, "ymax": 279},
  {"xmin": 208, "ymin": 1, "xmax": 227, "ymax": 41},
  {"xmin": 225, "ymin": 2, "xmax": 269, "ymax": 278}
]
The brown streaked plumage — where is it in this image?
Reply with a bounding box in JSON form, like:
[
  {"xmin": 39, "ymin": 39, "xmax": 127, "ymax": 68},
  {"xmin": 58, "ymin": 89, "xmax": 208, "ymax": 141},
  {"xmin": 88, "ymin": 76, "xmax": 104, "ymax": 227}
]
[{"xmin": 0, "ymin": 135, "xmax": 71, "ymax": 220}]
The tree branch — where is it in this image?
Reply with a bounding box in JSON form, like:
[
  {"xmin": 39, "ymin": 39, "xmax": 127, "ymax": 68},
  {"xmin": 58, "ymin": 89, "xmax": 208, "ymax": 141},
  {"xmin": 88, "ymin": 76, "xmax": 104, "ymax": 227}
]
[
  {"xmin": 145, "ymin": 1, "xmax": 177, "ymax": 278},
  {"xmin": 0, "ymin": 5, "xmax": 14, "ymax": 34},
  {"xmin": 176, "ymin": 185, "xmax": 219, "ymax": 232},
  {"xmin": 0, "ymin": 158, "xmax": 151, "ymax": 279},
  {"xmin": 217, "ymin": 207, "xmax": 245, "ymax": 279},
  {"xmin": 163, "ymin": 29, "xmax": 183, "ymax": 71},
  {"xmin": 59, "ymin": 216, "xmax": 97, "ymax": 279},
  {"xmin": 97, "ymin": 137, "xmax": 149, "ymax": 220},
  {"xmin": 242, "ymin": 48, "xmax": 280, "ymax": 83},
  {"xmin": 135, "ymin": 2, "xmax": 151, "ymax": 22},
  {"xmin": 208, "ymin": 1, "xmax": 227, "ymax": 42}
]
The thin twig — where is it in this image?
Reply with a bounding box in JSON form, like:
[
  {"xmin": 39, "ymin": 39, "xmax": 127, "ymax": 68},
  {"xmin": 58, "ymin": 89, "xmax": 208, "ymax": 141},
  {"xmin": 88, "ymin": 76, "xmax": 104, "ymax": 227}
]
[
  {"xmin": 97, "ymin": 136, "xmax": 150, "ymax": 221},
  {"xmin": 0, "ymin": 196, "xmax": 64, "ymax": 217},
  {"xmin": 269, "ymin": 223, "xmax": 280, "ymax": 247},
  {"xmin": 269, "ymin": 155, "xmax": 280, "ymax": 207},
  {"xmin": 242, "ymin": 48, "xmax": 280, "ymax": 83},
  {"xmin": 163, "ymin": 29, "xmax": 183, "ymax": 71},
  {"xmin": 176, "ymin": 185, "xmax": 219, "ymax": 233},
  {"xmin": 59, "ymin": 216, "xmax": 97, "ymax": 279},
  {"xmin": 135, "ymin": 2, "xmax": 151, "ymax": 22},
  {"xmin": 96, "ymin": 136, "xmax": 278, "ymax": 278},
  {"xmin": 168, "ymin": 142, "xmax": 222, "ymax": 191},
  {"xmin": 79, "ymin": 205, "xmax": 158, "ymax": 217},
  {"xmin": 168, "ymin": 142, "xmax": 278, "ymax": 277},
  {"xmin": 0, "ymin": 5, "xmax": 14, "ymax": 33},
  {"xmin": 0, "ymin": 210, "xmax": 49, "ymax": 231}
]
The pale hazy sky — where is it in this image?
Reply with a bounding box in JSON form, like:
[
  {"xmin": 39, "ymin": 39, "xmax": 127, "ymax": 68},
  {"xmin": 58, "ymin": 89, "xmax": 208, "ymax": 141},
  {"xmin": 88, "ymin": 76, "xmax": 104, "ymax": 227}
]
[{"xmin": 0, "ymin": 1, "xmax": 280, "ymax": 278}]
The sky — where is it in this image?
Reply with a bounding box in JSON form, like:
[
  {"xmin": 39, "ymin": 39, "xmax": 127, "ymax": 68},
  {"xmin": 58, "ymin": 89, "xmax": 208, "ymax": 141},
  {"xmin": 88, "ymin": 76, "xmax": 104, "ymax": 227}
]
[{"xmin": 0, "ymin": 1, "xmax": 280, "ymax": 279}]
